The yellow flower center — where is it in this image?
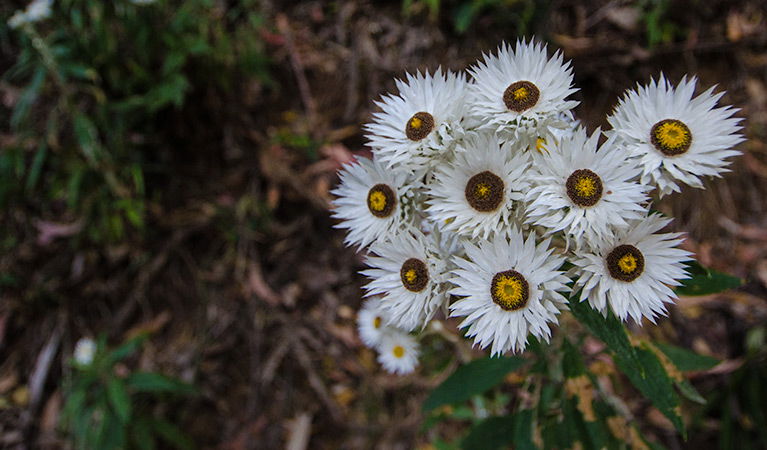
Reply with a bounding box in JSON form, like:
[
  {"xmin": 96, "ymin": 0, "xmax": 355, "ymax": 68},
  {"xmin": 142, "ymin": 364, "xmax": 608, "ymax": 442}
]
[
  {"xmin": 393, "ymin": 345, "xmax": 405, "ymax": 358},
  {"xmin": 409, "ymin": 116, "xmax": 423, "ymax": 130},
  {"xmin": 368, "ymin": 191, "xmax": 386, "ymax": 212},
  {"xmin": 403, "ymin": 268, "xmax": 417, "ymax": 284},
  {"xmin": 373, "ymin": 316, "xmax": 381, "ymax": 329},
  {"xmin": 617, "ymin": 254, "xmax": 638, "ymax": 274},
  {"xmin": 574, "ymin": 176, "xmax": 598, "ymax": 198},
  {"xmin": 650, "ymin": 119, "xmax": 692, "ymax": 156},
  {"xmin": 513, "ymin": 86, "xmax": 529, "ymax": 100},
  {"xmin": 490, "ymin": 270, "xmax": 529, "ymax": 311},
  {"xmin": 474, "ymin": 183, "xmax": 491, "ymax": 198}
]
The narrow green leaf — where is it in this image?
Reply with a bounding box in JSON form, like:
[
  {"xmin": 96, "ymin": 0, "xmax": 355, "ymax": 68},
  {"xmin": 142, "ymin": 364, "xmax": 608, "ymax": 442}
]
[
  {"xmin": 127, "ymin": 372, "xmax": 195, "ymax": 395},
  {"xmin": 676, "ymin": 379, "xmax": 706, "ymax": 404},
  {"xmin": 106, "ymin": 377, "xmax": 132, "ymax": 424},
  {"xmin": 569, "ymin": 300, "xmax": 685, "ymax": 437},
  {"xmin": 569, "ymin": 299, "xmax": 640, "ymax": 367},
  {"xmin": 562, "ymin": 337, "xmax": 586, "ymax": 378},
  {"xmin": 615, "ymin": 348, "xmax": 685, "ymax": 437},
  {"xmin": 25, "ymin": 142, "xmax": 47, "ymax": 191},
  {"xmin": 423, "ymin": 356, "xmax": 526, "ymax": 411},
  {"xmin": 655, "ymin": 343, "xmax": 719, "ymax": 372},
  {"xmin": 675, "ymin": 262, "xmax": 742, "ymax": 296},
  {"xmin": 512, "ymin": 409, "xmax": 535, "ymax": 450}
]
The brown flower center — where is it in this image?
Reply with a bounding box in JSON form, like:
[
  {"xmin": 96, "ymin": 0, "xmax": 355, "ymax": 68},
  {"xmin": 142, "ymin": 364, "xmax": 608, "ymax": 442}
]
[
  {"xmin": 465, "ymin": 171, "xmax": 505, "ymax": 212},
  {"xmin": 400, "ymin": 258, "xmax": 429, "ymax": 292},
  {"xmin": 491, "ymin": 270, "xmax": 529, "ymax": 311},
  {"xmin": 606, "ymin": 244, "xmax": 645, "ymax": 282},
  {"xmin": 366, "ymin": 184, "xmax": 396, "ymax": 218},
  {"xmin": 503, "ymin": 81, "xmax": 540, "ymax": 112},
  {"xmin": 405, "ymin": 112, "xmax": 435, "ymax": 141},
  {"xmin": 566, "ymin": 169, "xmax": 604, "ymax": 207}
]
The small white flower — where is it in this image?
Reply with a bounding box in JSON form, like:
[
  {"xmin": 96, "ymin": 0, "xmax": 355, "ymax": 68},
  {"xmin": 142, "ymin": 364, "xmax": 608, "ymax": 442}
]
[
  {"xmin": 362, "ymin": 228, "xmax": 449, "ymax": 332},
  {"xmin": 449, "ymin": 228, "xmax": 569, "ymax": 355},
  {"xmin": 427, "ymin": 132, "xmax": 530, "ymax": 240},
  {"xmin": 468, "ymin": 40, "xmax": 578, "ymax": 149},
  {"xmin": 608, "ymin": 75, "xmax": 744, "ymax": 197},
  {"xmin": 377, "ymin": 331, "xmax": 420, "ymax": 375},
  {"xmin": 331, "ymin": 155, "xmax": 414, "ymax": 249},
  {"xmin": 365, "ymin": 68, "xmax": 468, "ymax": 175},
  {"xmin": 357, "ymin": 297, "xmax": 388, "ymax": 349},
  {"xmin": 8, "ymin": 0, "xmax": 53, "ymax": 28},
  {"xmin": 526, "ymin": 128, "xmax": 650, "ymax": 246},
  {"xmin": 74, "ymin": 337, "xmax": 96, "ymax": 366},
  {"xmin": 572, "ymin": 214, "xmax": 694, "ymax": 323}
]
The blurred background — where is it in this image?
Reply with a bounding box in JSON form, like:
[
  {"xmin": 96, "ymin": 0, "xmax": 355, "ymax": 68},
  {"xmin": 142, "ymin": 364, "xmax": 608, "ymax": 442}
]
[{"xmin": 0, "ymin": 0, "xmax": 766, "ymax": 448}]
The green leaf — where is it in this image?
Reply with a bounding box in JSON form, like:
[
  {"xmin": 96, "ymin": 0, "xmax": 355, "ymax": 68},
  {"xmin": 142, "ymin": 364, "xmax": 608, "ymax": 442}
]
[
  {"xmin": 569, "ymin": 301, "xmax": 685, "ymax": 437},
  {"xmin": 655, "ymin": 343, "xmax": 719, "ymax": 372},
  {"xmin": 676, "ymin": 379, "xmax": 707, "ymax": 404},
  {"xmin": 127, "ymin": 372, "xmax": 196, "ymax": 395},
  {"xmin": 569, "ymin": 299, "xmax": 639, "ymax": 367},
  {"xmin": 615, "ymin": 347, "xmax": 685, "ymax": 437},
  {"xmin": 107, "ymin": 377, "xmax": 132, "ymax": 424},
  {"xmin": 675, "ymin": 261, "xmax": 742, "ymax": 296},
  {"xmin": 107, "ymin": 334, "xmax": 148, "ymax": 365},
  {"xmin": 72, "ymin": 114, "xmax": 101, "ymax": 165},
  {"xmin": 423, "ymin": 356, "xmax": 526, "ymax": 411}
]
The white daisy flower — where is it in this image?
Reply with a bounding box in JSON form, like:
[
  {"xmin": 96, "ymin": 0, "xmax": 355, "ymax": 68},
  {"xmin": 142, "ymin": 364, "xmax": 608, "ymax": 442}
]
[
  {"xmin": 357, "ymin": 297, "xmax": 388, "ymax": 349},
  {"xmin": 526, "ymin": 128, "xmax": 650, "ymax": 246},
  {"xmin": 449, "ymin": 228, "xmax": 570, "ymax": 356},
  {"xmin": 608, "ymin": 75, "xmax": 744, "ymax": 197},
  {"xmin": 427, "ymin": 132, "xmax": 530, "ymax": 240},
  {"xmin": 377, "ymin": 331, "xmax": 420, "ymax": 375},
  {"xmin": 468, "ymin": 40, "xmax": 578, "ymax": 149},
  {"xmin": 365, "ymin": 68, "xmax": 468, "ymax": 175},
  {"xmin": 572, "ymin": 214, "xmax": 694, "ymax": 324},
  {"xmin": 331, "ymin": 156, "xmax": 414, "ymax": 249},
  {"xmin": 361, "ymin": 228, "xmax": 449, "ymax": 332}
]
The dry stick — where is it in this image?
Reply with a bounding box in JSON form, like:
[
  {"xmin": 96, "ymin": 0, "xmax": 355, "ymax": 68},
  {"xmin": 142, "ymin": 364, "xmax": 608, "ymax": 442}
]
[
  {"xmin": 21, "ymin": 317, "xmax": 65, "ymax": 444},
  {"xmin": 276, "ymin": 14, "xmax": 319, "ymax": 138}
]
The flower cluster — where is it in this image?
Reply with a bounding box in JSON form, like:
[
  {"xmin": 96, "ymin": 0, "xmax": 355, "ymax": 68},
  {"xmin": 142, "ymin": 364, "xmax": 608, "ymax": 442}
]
[{"xmin": 335, "ymin": 40, "xmax": 743, "ymax": 374}]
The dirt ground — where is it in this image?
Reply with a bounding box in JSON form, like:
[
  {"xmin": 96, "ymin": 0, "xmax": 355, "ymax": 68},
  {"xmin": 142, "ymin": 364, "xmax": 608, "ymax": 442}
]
[{"xmin": 2, "ymin": 0, "xmax": 767, "ymax": 448}]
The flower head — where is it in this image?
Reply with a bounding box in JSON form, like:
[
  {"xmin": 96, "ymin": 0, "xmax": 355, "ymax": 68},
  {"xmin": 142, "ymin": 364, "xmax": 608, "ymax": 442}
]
[
  {"xmin": 608, "ymin": 75, "xmax": 743, "ymax": 196},
  {"xmin": 427, "ymin": 132, "xmax": 530, "ymax": 240},
  {"xmin": 362, "ymin": 228, "xmax": 449, "ymax": 331},
  {"xmin": 449, "ymin": 228, "xmax": 569, "ymax": 355},
  {"xmin": 377, "ymin": 331, "xmax": 420, "ymax": 375},
  {"xmin": 468, "ymin": 40, "xmax": 578, "ymax": 149},
  {"xmin": 365, "ymin": 69, "xmax": 468, "ymax": 175},
  {"xmin": 331, "ymin": 156, "xmax": 415, "ymax": 249},
  {"xmin": 571, "ymin": 214, "xmax": 694, "ymax": 323},
  {"xmin": 526, "ymin": 128, "xmax": 650, "ymax": 246}
]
